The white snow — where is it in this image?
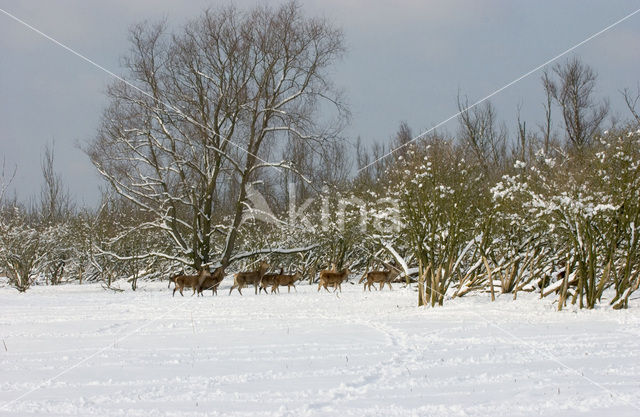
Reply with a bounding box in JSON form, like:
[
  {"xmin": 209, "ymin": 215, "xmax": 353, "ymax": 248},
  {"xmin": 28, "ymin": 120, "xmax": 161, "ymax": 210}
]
[{"xmin": 1, "ymin": 280, "xmax": 639, "ymax": 416}]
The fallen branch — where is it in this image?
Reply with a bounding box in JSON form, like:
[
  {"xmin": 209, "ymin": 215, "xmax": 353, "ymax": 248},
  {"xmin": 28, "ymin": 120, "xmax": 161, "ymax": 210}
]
[{"xmin": 101, "ymin": 283, "xmax": 125, "ymax": 293}]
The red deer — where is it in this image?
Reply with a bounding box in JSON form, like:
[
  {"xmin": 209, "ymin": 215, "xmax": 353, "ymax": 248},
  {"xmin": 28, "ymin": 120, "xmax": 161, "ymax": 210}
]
[
  {"xmin": 173, "ymin": 269, "xmax": 211, "ymax": 297},
  {"xmin": 229, "ymin": 261, "xmax": 270, "ymax": 295},
  {"xmin": 167, "ymin": 271, "xmax": 184, "ymax": 288},
  {"xmin": 259, "ymin": 269, "xmax": 282, "ymax": 294},
  {"xmin": 197, "ymin": 266, "xmax": 226, "ymax": 296},
  {"xmin": 359, "ymin": 265, "xmax": 402, "ymax": 291},
  {"xmin": 317, "ymin": 268, "xmax": 350, "ymax": 293},
  {"xmin": 272, "ymin": 270, "xmax": 302, "ymax": 293}
]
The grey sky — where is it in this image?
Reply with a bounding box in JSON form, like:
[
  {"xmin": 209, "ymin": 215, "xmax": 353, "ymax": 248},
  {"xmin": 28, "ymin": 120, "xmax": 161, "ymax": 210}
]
[{"xmin": 1, "ymin": 0, "xmax": 640, "ymax": 206}]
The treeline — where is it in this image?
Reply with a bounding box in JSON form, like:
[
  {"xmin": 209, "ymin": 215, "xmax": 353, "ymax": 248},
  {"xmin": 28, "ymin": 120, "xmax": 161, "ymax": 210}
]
[{"xmin": 1, "ymin": 2, "xmax": 639, "ymax": 310}]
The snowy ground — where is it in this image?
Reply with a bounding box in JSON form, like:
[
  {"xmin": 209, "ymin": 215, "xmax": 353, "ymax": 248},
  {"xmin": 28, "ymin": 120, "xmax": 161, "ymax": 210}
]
[{"xmin": 1, "ymin": 279, "xmax": 639, "ymax": 417}]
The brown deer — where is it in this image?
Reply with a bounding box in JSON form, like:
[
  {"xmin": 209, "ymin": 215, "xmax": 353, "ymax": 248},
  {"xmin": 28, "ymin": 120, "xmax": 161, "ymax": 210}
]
[
  {"xmin": 167, "ymin": 271, "xmax": 184, "ymax": 288},
  {"xmin": 229, "ymin": 261, "xmax": 270, "ymax": 295},
  {"xmin": 359, "ymin": 264, "xmax": 402, "ymax": 291},
  {"xmin": 197, "ymin": 266, "xmax": 226, "ymax": 296},
  {"xmin": 173, "ymin": 269, "xmax": 211, "ymax": 297},
  {"xmin": 259, "ymin": 269, "xmax": 282, "ymax": 294},
  {"xmin": 317, "ymin": 268, "xmax": 350, "ymax": 293},
  {"xmin": 272, "ymin": 270, "xmax": 302, "ymax": 293}
]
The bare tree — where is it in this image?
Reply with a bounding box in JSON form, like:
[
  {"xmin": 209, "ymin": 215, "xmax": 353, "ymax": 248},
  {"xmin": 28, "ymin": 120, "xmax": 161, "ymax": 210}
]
[
  {"xmin": 280, "ymin": 136, "xmax": 314, "ymax": 205},
  {"xmin": 0, "ymin": 159, "xmax": 16, "ymax": 207},
  {"xmin": 315, "ymin": 141, "xmax": 352, "ymax": 187},
  {"xmin": 514, "ymin": 104, "xmax": 528, "ymax": 163},
  {"xmin": 540, "ymin": 71, "xmax": 554, "ymax": 154},
  {"xmin": 87, "ymin": 2, "xmax": 347, "ymax": 270},
  {"xmin": 354, "ymin": 122, "xmax": 414, "ymax": 188},
  {"xmin": 392, "ymin": 121, "xmax": 413, "ymax": 160},
  {"xmin": 544, "ymin": 57, "xmax": 609, "ymax": 150},
  {"xmin": 457, "ymin": 95, "xmax": 507, "ymax": 173},
  {"xmin": 622, "ymin": 84, "xmax": 640, "ymax": 127},
  {"xmin": 353, "ymin": 136, "xmax": 371, "ymax": 184},
  {"xmin": 40, "ymin": 143, "xmax": 72, "ymax": 223}
]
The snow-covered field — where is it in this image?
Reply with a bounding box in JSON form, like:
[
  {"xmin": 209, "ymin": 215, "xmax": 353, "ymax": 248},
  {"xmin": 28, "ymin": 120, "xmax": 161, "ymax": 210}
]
[{"xmin": 1, "ymin": 279, "xmax": 639, "ymax": 417}]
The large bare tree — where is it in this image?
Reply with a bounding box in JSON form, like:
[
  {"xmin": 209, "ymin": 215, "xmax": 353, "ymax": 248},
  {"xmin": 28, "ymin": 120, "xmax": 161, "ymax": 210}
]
[
  {"xmin": 87, "ymin": 2, "xmax": 346, "ymax": 269},
  {"xmin": 544, "ymin": 58, "xmax": 609, "ymax": 150}
]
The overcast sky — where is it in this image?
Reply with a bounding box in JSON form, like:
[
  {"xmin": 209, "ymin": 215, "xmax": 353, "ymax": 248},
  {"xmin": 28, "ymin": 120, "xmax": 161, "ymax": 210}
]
[{"xmin": 2, "ymin": 0, "xmax": 640, "ymax": 206}]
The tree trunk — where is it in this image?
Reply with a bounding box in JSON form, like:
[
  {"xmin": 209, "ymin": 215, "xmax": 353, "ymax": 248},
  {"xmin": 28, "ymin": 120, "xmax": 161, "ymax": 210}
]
[
  {"xmin": 418, "ymin": 259, "xmax": 426, "ymax": 307},
  {"xmin": 483, "ymin": 256, "xmax": 495, "ymax": 302}
]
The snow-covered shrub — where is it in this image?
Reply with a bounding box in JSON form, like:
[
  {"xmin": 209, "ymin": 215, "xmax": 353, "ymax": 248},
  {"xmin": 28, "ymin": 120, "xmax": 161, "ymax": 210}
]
[
  {"xmin": 388, "ymin": 139, "xmax": 489, "ymax": 306},
  {"xmin": 0, "ymin": 212, "xmax": 42, "ymax": 291},
  {"xmin": 0, "ymin": 206, "xmax": 67, "ymax": 291},
  {"xmin": 492, "ymin": 130, "xmax": 640, "ymax": 309}
]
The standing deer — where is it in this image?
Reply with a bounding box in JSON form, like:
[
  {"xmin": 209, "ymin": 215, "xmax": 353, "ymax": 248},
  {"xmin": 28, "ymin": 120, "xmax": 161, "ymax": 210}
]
[
  {"xmin": 173, "ymin": 269, "xmax": 211, "ymax": 297},
  {"xmin": 272, "ymin": 270, "xmax": 302, "ymax": 293},
  {"xmin": 197, "ymin": 266, "xmax": 226, "ymax": 296},
  {"xmin": 167, "ymin": 271, "xmax": 184, "ymax": 288},
  {"xmin": 229, "ymin": 261, "xmax": 270, "ymax": 295},
  {"xmin": 359, "ymin": 263, "xmax": 402, "ymax": 291},
  {"xmin": 317, "ymin": 268, "xmax": 350, "ymax": 293},
  {"xmin": 259, "ymin": 269, "xmax": 282, "ymax": 294}
]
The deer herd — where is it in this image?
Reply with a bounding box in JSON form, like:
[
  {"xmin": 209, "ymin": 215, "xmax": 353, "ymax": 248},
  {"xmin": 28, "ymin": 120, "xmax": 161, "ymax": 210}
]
[{"xmin": 169, "ymin": 260, "xmax": 403, "ymax": 297}]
